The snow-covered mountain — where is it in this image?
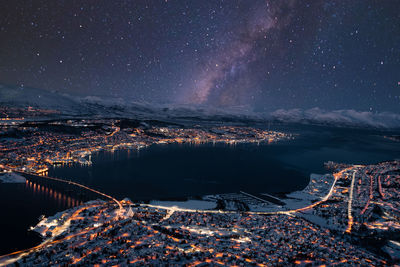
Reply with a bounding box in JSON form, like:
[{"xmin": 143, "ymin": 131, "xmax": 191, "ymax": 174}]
[
  {"xmin": 1, "ymin": 84, "xmax": 400, "ymax": 129},
  {"xmin": 270, "ymin": 108, "xmax": 400, "ymax": 129},
  {"xmin": 0, "ymin": 84, "xmax": 157, "ymax": 117},
  {"xmin": 0, "ymin": 84, "xmax": 81, "ymax": 113},
  {"xmin": 0, "ymin": 84, "xmax": 261, "ymax": 121}
]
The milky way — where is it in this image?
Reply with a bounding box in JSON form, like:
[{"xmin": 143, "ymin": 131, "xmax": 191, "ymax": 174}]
[
  {"xmin": 0, "ymin": 0, "xmax": 399, "ymax": 112},
  {"xmin": 184, "ymin": 0, "xmax": 303, "ymax": 106}
]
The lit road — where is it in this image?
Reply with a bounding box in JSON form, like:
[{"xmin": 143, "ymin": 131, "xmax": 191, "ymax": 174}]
[
  {"xmin": 15, "ymin": 171, "xmax": 123, "ymax": 210},
  {"xmin": 0, "ymin": 166, "xmax": 355, "ymax": 266},
  {"xmin": 0, "ymin": 170, "xmax": 125, "ymax": 266},
  {"xmin": 0, "ymin": 203, "xmax": 112, "ymax": 267},
  {"xmin": 345, "ymin": 170, "xmax": 357, "ymax": 233},
  {"xmin": 143, "ymin": 168, "xmax": 349, "ymax": 217}
]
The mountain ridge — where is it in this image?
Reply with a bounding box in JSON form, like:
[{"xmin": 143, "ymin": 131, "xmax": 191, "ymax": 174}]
[{"xmin": 1, "ymin": 84, "xmax": 399, "ymax": 130}]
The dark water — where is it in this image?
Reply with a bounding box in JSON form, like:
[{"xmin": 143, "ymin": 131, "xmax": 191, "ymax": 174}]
[
  {"xmin": 0, "ymin": 181, "xmax": 82, "ymax": 254},
  {"xmin": 47, "ymin": 126, "xmax": 400, "ymax": 201},
  {"xmin": 48, "ymin": 143, "xmax": 310, "ymax": 201},
  {"xmin": 1, "ymin": 125, "xmax": 399, "ymax": 254}
]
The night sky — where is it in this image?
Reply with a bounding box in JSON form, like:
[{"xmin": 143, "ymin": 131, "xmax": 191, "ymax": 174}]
[{"xmin": 1, "ymin": 0, "xmax": 399, "ymax": 112}]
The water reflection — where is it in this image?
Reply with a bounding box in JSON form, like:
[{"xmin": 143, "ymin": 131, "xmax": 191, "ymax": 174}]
[{"xmin": 25, "ymin": 180, "xmax": 82, "ymax": 208}]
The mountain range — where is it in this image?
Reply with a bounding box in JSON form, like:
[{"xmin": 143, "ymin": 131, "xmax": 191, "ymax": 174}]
[{"xmin": 1, "ymin": 84, "xmax": 399, "ymax": 129}]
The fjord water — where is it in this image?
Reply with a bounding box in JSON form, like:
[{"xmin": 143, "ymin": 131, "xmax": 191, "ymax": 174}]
[
  {"xmin": 1, "ymin": 125, "xmax": 399, "ymax": 254},
  {"xmin": 48, "ymin": 143, "xmax": 310, "ymax": 201},
  {"xmin": 47, "ymin": 125, "xmax": 400, "ymax": 202},
  {"xmin": 0, "ymin": 181, "xmax": 77, "ymax": 254}
]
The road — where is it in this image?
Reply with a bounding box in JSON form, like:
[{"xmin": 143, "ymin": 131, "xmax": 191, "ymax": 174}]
[
  {"xmin": 16, "ymin": 171, "xmax": 123, "ymax": 210},
  {"xmin": 0, "ymin": 167, "xmax": 353, "ymax": 266},
  {"xmin": 345, "ymin": 170, "xmax": 357, "ymax": 233}
]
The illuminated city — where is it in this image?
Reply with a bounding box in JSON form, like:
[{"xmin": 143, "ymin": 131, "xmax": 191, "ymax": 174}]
[
  {"xmin": 0, "ymin": 106, "xmax": 399, "ymax": 265},
  {"xmin": 1, "ymin": 153, "xmax": 399, "ymax": 265},
  {"xmin": 1, "ymin": 0, "xmax": 400, "ymax": 266},
  {"xmin": 0, "ymin": 110, "xmax": 290, "ymax": 175}
]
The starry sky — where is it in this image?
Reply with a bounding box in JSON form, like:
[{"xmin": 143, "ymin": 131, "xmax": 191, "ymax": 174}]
[{"xmin": 1, "ymin": 0, "xmax": 399, "ymax": 112}]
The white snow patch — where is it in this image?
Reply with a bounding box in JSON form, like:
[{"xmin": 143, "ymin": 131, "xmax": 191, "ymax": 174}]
[
  {"xmin": 283, "ymin": 173, "xmax": 331, "ymax": 209},
  {"xmin": 150, "ymin": 200, "xmax": 217, "ymax": 210},
  {"xmin": 0, "ymin": 172, "xmax": 26, "ymax": 183},
  {"xmin": 383, "ymin": 240, "xmax": 400, "ymax": 260}
]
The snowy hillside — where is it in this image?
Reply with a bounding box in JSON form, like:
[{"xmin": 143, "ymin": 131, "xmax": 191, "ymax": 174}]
[
  {"xmin": 0, "ymin": 84, "xmax": 82, "ymax": 113},
  {"xmin": 1, "ymin": 84, "xmax": 400, "ymax": 129}
]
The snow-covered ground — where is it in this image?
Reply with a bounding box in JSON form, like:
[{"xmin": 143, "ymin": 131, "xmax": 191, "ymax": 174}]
[
  {"xmin": 0, "ymin": 172, "xmax": 26, "ymax": 183},
  {"xmin": 383, "ymin": 240, "xmax": 400, "ymax": 261},
  {"xmin": 1, "ymin": 161, "xmax": 399, "ymax": 266},
  {"xmin": 149, "ymin": 200, "xmax": 217, "ymax": 210},
  {"xmin": 283, "ymin": 173, "xmax": 331, "ymax": 209}
]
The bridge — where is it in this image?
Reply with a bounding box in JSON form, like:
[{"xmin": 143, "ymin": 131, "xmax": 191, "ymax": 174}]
[{"xmin": 15, "ymin": 171, "xmax": 122, "ymax": 210}]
